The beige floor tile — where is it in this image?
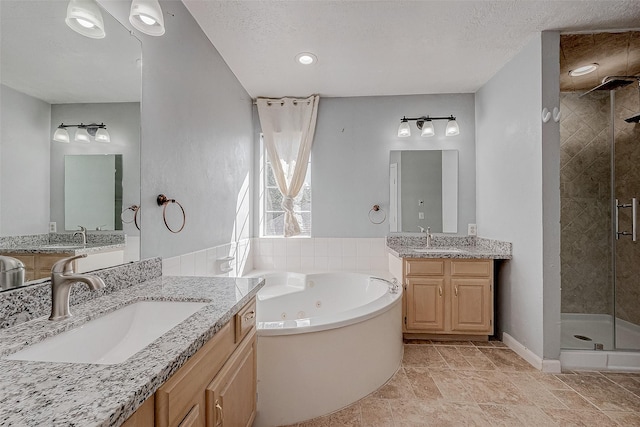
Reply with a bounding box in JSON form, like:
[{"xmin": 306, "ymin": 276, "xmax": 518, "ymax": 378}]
[
  {"xmin": 542, "ymin": 408, "xmax": 618, "ymax": 426},
  {"xmin": 477, "ymin": 347, "xmax": 536, "ymax": 371},
  {"xmin": 390, "ymin": 399, "xmax": 429, "ymax": 424},
  {"xmin": 601, "ymin": 373, "xmax": 640, "ymax": 397},
  {"xmin": 436, "ymin": 346, "xmax": 474, "ymax": 369},
  {"xmin": 297, "ymin": 416, "xmax": 331, "ymax": 427},
  {"xmin": 559, "ymin": 374, "xmax": 640, "ymax": 412},
  {"xmin": 403, "ymin": 367, "xmax": 443, "ymax": 400},
  {"xmin": 359, "ymin": 396, "xmax": 394, "ymax": 427},
  {"xmin": 550, "ymin": 389, "xmax": 600, "ymax": 411},
  {"xmin": 428, "ymin": 368, "xmax": 476, "ymax": 403},
  {"xmin": 431, "ymin": 340, "xmax": 475, "ymax": 346},
  {"xmin": 370, "ymin": 368, "xmax": 416, "ymax": 400},
  {"xmin": 507, "ymin": 373, "xmax": 567, "ymax": 409},
  {"xmin": 463, "ymin": 355, "xmax": 498, "ymax": 371},
  {"xmin": 461, "ymin": 371, "xmax": 531, "ymax": 405},
  {"xmin": 402, "ymin": 345, "xmax": 448, "ymax": 368},
  {"xmin": 533, "ymin": 373, "xmax": 572, "ymax": 390},
  {"xmin": 479, "ymin": 404, "xmax": 558, "ymax": 426},
  {"xmin": 603, "ymin": 410, "xmax": 640, "ymax": 425},
  {"xmin": 327, "ymin": 405, "xmax": 361, "ymax": 427},
  {"xmin": 456, "ymin": 346, "xmax": 485, "ymax": 357},
  {"xmin": 419, "ymin": 401, "xmax": 492, "ymax": 426}
]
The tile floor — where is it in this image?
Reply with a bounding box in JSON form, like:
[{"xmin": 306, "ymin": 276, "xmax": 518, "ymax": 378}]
[{"xmin": 280, "ymin": 340, "xmax": 640, "ymax": 426}]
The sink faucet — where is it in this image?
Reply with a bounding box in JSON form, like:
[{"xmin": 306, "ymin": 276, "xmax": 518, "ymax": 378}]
[
  {"xmin": 425, "ymin": 227, "xmax": 432, "ymax": 247},
  {"xmin": 49, "ymin": 254, "xmax": 105, "ymax": 321},
  {"xmin": 73, "ymin": 226, "xmax": 87, "ymax": 245}
]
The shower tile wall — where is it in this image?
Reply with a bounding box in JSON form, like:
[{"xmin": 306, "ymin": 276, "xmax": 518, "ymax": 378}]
[
  {"xmin": 614, "ymin": 84, "xmax": 640, "ymax": 328},
  {"xmin": 560, "ymin": 91, "xmax": 612, "ymax": 315}
]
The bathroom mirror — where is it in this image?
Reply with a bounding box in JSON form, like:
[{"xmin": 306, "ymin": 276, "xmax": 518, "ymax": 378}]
[
  {"xmin": 389, "ymin": 150, "xmax": 458, "ymax": 233},
  {"xmin": 0, "ymin": 1, "xmax": 141, "ymax": 288}
]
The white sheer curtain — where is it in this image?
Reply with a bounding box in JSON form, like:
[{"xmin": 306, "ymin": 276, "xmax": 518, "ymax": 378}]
[{"xmin": 257, "ymin": 95, "xmax": 319, "ymax": 237}]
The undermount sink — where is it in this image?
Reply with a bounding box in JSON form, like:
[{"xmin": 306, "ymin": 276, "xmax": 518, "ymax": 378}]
[
  {"xmin": 412, "ymin": 247, "xmax": 463, "ymax": 254},
  {"xmin": 4, "ymin": 301, "xmax": 208, "ymax": 365}
]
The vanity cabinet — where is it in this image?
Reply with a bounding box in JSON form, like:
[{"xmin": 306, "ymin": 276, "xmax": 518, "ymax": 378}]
[
  {"xmin": 123, "ymin": 298, "xmax": 257, "ymax": 427},
  {"xmin": 0, "ymin": 254, "xmax": 71, "ymax": 281},
  {"xmin": 403, "ymin": 259, "xmax": 493, "ymax": 338}
]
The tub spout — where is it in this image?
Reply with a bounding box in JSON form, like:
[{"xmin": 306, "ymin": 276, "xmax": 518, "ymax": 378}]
[{"xmin": 370, "ymin": 276, "xmax": 400, "ymax": 294}]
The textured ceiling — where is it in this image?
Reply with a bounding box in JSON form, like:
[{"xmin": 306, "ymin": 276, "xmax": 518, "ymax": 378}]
[
  {"xmin": 0, "ymin": 1, "xmax": 140, "ymax": 104},
  {"xmin": 560, "ymin": 32, "xmax": 640, "ymax": 92},
  {"xmin": 183, "ymin": 0, "xmax": 640, "ymax": 98}
]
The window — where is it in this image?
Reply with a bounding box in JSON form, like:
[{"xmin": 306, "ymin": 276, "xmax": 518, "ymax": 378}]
[{"xmin": 259, "ymin": 135, "xmax": 311, "ymax": 237}]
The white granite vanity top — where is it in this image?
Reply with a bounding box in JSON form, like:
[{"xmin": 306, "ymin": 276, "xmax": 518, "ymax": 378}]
[
  {"xmin": 0, "ymin": 242, "xmax": 125, "ymax": 255},
  {"xmin": 387, "ymin": 236, "xmax": 512, "ymax": 259},
  {"xmin": 0, "ymin": 275, "xmax": 264, "ymax": 426}
]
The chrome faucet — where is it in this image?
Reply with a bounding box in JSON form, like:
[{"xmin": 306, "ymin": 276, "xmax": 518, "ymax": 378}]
[
  {"xmin": 73, "ymin": 226, "xmax": 87, "ymax": 245},
  {"xmin": 49, "ymin": 254, "xmax": 105, "ymax": 321},
  {"xmin": 425, "ymin": 226, "xmax": 432, "ymax": 247}
]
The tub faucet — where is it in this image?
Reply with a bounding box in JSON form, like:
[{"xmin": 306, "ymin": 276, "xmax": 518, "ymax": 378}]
[
  {"xmin": 49, "ymin": 254, "xmax": 105, "ymax": 321},
  {"xmin": 73, "ymin": 226, "xmax": 87, "ymax": 245}
]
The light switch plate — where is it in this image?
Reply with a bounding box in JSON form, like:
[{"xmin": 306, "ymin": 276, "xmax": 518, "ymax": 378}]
[
  {"xmin": 468, "ymin": 223, "xmax": 477, "ymax": 236},
  {"xmin": 418, "ymin": 212, "xmax": 424, "ymax": 220}
]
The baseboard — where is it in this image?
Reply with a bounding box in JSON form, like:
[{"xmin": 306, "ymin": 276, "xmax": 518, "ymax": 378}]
[{"xmin": 502, "ymin": 332, "xmax": 561, "ymax": 373}]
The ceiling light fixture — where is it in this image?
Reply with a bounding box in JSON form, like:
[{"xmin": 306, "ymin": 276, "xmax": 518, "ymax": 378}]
[
  {"xmin": 129, "ymin": 0, "xmax": 165, "ymax": 36},
  {"xmin": 397, "ymin": 115, "xmax": 459, "ymax": 138},
  {"xmin": 65, "ymin": 0, "xmax": 106, "ymax": 39},
  {"xmin": 569, "ymin": 63, "xmax": 599, "ymax": 77},
  {"xmin": 296, "ymin": 52, "xmax": 317, "ymax": 65},
  {"xmin": 53, "ymin": 123, "xmax": 110, "ymax": 144}
]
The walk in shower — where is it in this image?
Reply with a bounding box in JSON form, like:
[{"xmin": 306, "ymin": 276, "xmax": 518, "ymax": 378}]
[{"xmin": 560, "ymin": 60, "xmax": 640, "ymax": 367}]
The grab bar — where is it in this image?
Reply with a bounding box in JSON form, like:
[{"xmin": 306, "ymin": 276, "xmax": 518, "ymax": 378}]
[{"xmin": 370, "ymin": 276, "xmax": 399, "ymax": 294}]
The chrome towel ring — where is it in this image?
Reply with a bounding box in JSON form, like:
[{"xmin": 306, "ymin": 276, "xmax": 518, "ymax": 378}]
[
  {"xmin": 369, "ymin": 204, "xmax": 386, "ymax": 225},
  {"xmin": 157, "ymin": 194, "xmax": 186, "ymax": 233}
]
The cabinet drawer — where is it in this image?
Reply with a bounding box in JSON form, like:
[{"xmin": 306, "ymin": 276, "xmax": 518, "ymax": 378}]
[
  {"xmin": 406, "ymin": 259, "xmax": 445, "ymax": 276},
  {"xmin": 450, "ymin": 260, "xmax": 491, "ymax": 277},
  {"xmin": 235, "ymin": 300, "xmax": 256, "ymax": 343}
]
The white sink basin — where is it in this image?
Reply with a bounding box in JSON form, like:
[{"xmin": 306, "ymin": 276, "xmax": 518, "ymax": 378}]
[
  {"xmin": 4, "ymin": 301, "xmax": 208, "ymax": 365},
  {"xmin": 412, "ymin": 247, "xmax": 463, "ymax": 254}
]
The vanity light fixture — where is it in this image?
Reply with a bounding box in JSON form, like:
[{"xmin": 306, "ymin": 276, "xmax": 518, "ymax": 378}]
[
  {"xmin": 53, "ymin": 123, "xmax": 110, "ymax": 144},
  {"xmin": 65, "ymin": 0, "xmax": 106, "ymax": 39},
  {"xmin": 129, "ymin": 0, "xmax": 165, "ymax": 36},
  {"xmin": 397, "ymin": 115, "xmax": 459, "ymax": 138}
]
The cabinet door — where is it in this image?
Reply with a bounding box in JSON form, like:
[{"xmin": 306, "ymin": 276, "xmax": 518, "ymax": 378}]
[
  {"xmin": 405, "ymin": 277, "xmax": 445, "ymax": 332},
  {"xmin": 451, "ymin": 278, "xmax": 492, "ymax": 333},
  {"xmin": 206, "ymin": 333, "xmax": 257, "ymax": 427}
]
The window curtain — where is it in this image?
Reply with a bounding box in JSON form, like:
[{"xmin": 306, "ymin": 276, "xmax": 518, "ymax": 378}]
[{"xmin": 256, "ymin": 95, "xmax": 319, "ymax": 237}]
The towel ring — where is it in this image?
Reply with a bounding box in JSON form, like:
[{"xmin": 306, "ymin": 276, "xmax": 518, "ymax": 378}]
[
  {"xmin": 157, "ymin": 194, "xmax": 186, "ymax": 233},
  {"xmin": 121, "ymin": 205, "xmax": 141, "ymax": 231},
  {"xmin": 369, "ymin": 204, "xmax": 386, "ymax": 225}
]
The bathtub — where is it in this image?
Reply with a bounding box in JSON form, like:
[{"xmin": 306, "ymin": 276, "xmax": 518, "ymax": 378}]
[{"xmin": 252, "ymin": 271, "xmax": 403, "ymax": 427}]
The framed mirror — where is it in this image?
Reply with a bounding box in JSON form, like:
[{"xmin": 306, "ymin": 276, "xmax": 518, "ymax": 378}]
[
  {"xmin": 0, "ymin": 0, "xmax": 141, "ymax": 288},
  {"xmin": 389, "ymin": 150, "xmax": 458, "ymax": 233}
]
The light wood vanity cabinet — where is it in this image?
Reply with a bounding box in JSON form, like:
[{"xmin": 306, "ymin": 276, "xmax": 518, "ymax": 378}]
[
  {"xmin": 403, "ymin": 258, "xmax": 494, "ymax": 338},
  {"xmin": 0, "ymin": 253, "xmax": 72, "ymax": 281},
  {"xmin": 123, "ymin": 298, "xmax": 257, "ymax": 427}
]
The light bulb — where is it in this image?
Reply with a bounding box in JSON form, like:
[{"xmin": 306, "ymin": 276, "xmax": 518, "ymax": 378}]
[
  {"xmin": 75, "ymin": 127, "xmax": 91, "ymax": 143},
  {"xmin": 129, "ymin": 0, "xmax": 165, "ymax": 36},
  {"xmin": 139, "ymin": 15, "xmax": 156, "ymax": 25},
  {"xmin": 53, "ymin": 127, "xmax": 70, "ymax": 143},
  {"xmin": 95, "ymin": 128, "xmax": 110, "ymax": 143},
  {"xmin": 76, "ymin": 18, "xmax": 95, "ymax": 28},
  {"xmin": 65, "ymin": 0, "xmax": 105, "ymax": 39}
]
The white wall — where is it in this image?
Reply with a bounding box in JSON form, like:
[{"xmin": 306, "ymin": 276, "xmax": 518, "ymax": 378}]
[
  {"xmin": 0, "ymin": 84, "xmax": 51, "ymax": 236},
  {"xmin": 100, "ymin": 0, "xmax": 254, "ymax": 260},
  {"xmin": 475, "ymin": 32, "xmax": 560, "ymax": 361},
  {"xmin": 258, "ymin": 94, "xmax": 476, "ymax": 238}
]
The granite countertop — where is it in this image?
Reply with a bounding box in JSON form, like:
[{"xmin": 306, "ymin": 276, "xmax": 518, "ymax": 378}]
[
  {"xmin": 0, "ymin": 275, "xmax": 265, "ymax": 426},
  {"xmin": 387, "ymin": 236, "xmax": 512, "ymax": 260},
  {"xmin": 0, "ymin": 242, "xmax": 125, "ymax": 255}
]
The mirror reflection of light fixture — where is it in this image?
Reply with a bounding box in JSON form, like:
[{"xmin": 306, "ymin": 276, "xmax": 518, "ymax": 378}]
[
  {"xmin": 53, "ymin": 123, "xmax": 110, "ymax": 144},
  {"xmin": 65, "ymin": 0, "xmax": 106, "ymax": 39},
  {"xmin": 398, "ymin": 115, "xmax": 459, "ymax": 138},
  {"xmin": 129, "ymin": 0, "xmax": 165, "ymax": 36}
]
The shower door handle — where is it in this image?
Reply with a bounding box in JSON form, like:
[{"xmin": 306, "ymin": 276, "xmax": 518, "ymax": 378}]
[{"xmin": 615, "ymin": 198, "xmax": 638, "ymax": 241}]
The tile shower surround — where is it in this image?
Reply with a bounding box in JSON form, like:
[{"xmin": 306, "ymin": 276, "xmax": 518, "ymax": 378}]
[
  {"xmin": 560, "ymin": 84, "xmax": 640, "ymax": 326},
  {"xmin": 0, "ymin": 258, "xmax": 162, "ymax": 329}
]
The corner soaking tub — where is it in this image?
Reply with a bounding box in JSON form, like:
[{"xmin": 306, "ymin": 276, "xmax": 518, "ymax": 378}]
[{"xmin": 252, "ymin": 272, "xmax": 403, "ymax": 427}]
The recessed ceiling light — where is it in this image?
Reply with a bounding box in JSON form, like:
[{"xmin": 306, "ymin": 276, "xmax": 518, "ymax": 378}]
[
  {"xmin": 296, "ymin": 52, "xmax": 317, "ymax": 65},
  {"xmin": 569, "ymin": 63, "xmax": 599, "ymax": 77}
]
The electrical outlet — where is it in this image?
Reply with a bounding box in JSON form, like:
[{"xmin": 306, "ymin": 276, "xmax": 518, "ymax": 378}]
[
  {"xmin": 49, "ymin": 222, "xmax": 57, "ymax": 233},
  {"xmin": 468, "ymin": 223, "xmax": 477, "ymax": 236},
  {"xmin": 418, "ymin": 200, "xmax": 424, "ymax": 206},
  {"xmin": 418, "ymin": 212, "xmax": 424, "ymax": 220}
]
